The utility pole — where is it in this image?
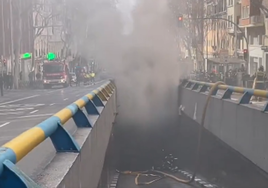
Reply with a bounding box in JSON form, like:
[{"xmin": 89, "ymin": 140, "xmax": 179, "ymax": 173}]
[
  {"xmin": 234, "ymin": 23, "xmax": 237, "ymax": 57},
  {"xmin": 200, "ymin": 0, "xmax": 204, "ymax": 71},
  {"xmin": 205, "ymin": 4, "xmax": 209, "ymax": 61},
  {"xmin": 0, "ymin": 1, "xmax": 6, "ymax": 96},
  {"xmin": 1, "ymin": 0, "xmax": 5, "ymax": 76},
  {"xmin": 13, "ymin": 0, "xmax": 22, "ymax": 89},
  {"xmin": 9, "ymin": 0, "xmax": 14, "ymax": 81},
  {"xmin": 31, "ymin": 0, "xmax": 36, "ymax": 72}
]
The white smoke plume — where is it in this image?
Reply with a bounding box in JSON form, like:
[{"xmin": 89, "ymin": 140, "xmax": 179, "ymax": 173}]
[{"xmin": 73, "ymin": 0, "xmax": 186, "ymax": 126}]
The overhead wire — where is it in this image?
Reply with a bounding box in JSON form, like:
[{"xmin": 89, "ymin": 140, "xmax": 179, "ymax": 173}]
[{"xmin": 118, "ymin": 81, "xmax": 225, "ymax": 186}]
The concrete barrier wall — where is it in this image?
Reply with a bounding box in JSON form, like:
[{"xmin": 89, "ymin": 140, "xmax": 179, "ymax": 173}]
[
  {"xmin": 179, "ymin": 85, "xmax": 268, "ymax": 174},
  {"xmin": 0, "ymin": 81, "xmax": 116, "ymax": 188},
  {"xmin": 36, "ymin": 92, "xmax": 116, "ymax": 188}
]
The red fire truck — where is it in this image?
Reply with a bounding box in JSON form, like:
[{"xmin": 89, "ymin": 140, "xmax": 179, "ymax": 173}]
[{"xmin": 43, "ymin": 60, "xmax": 70, "ymax": 89}]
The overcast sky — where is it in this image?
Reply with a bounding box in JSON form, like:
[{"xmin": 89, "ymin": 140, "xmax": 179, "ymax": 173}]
[{"xmin": 116, "ymin": 0, "xmax": 139, "ymax": 35}]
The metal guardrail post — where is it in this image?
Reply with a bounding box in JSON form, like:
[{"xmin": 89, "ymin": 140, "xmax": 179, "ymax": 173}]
[
  {"xmin": 199, "ymin": 85, "xmax": 208, "ymax": 92},
  {"xmin": 239, "ymin": 92, "xmax": 253, "ymax": 104},
  {"xmin": 182, "ymin": 80, "xmax": 268, "ymax": 111},
  {"xmin": 191, "ymin": 83, "xmax": 199, "ymax": 90},
  {"xmin": 221, "ymin": 89, "xmax": 233, "ymax": 99},
  {"xmin": 93, "ymin": 95, "xmax": 105, "ymax": 106},
  {"xmin": 84, "ymin": 94, "xmax": 100, "ymax": 115}
]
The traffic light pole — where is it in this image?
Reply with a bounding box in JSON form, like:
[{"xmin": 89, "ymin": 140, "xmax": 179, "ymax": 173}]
[{"xmin": 1, "ymin": 0, "xmax": 5, "ymax": 76}]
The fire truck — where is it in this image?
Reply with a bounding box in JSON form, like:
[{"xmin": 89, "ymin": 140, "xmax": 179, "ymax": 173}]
[{"xmin": 43, "ymin": 60, "xmax": 70, "ymax": 89}]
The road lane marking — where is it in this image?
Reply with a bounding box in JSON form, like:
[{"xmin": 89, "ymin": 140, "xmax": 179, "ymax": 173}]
[
  {"xmin": 14, "ymin": 113, "xmax": 53, "ymax": 119},
  {"xmin": 50, "ymin": 103, "xmax": 55, "ymax": 106},
  {"xmin": 30, "ymin": 110, "xmax": 38, "ymax": 114},
  {"xmin": 0, "ymin": 104, "xmax": 44, "ymax": 108},
  {"xmin": 0, "ymin": 126, "xmax": 33, "ymax": 132},
  {"xmin": 0, "ymin": 95, "xmax": 39, "ymax": 105},
  {"xmin": 0, "ymin": 108, "xmax": 34, "ymax": 112},
  {"xmin": 0, "ymin": 112, "xmax": 22, "ymax": 115},
  {"xmin": 0, "ymin": 122, "xmax": 10, "ymax": 128},
  {"xmin": 64, "ymin": 98, "xmax": 68, "ymax": 101},
  {"xmin": 47, "ymin": 89, "xmax": 61, "ymax": 94}
]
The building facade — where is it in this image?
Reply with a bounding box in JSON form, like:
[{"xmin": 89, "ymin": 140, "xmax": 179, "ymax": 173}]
[
  {"xmin": 239, "ymin": 0, "xmax": 265, "ymax": 75},
  {"xmin": 203, "ymin": 0, "xmax": 268, "ymax": 75},
  {"xmin": 227, "ymin": 0, "xmax": 243, "ymax": 57},
  {"xmin": 205, "ymin": 0, "xmax": 230, "ymax": 71},
  {"xmin": 259, "ymin": 0, "xmax": 268, "ymax": 75}
]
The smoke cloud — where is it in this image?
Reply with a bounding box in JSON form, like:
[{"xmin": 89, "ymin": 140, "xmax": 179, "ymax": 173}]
[{"xmin": 74, "ymin": 0, "xmax": 185, "ymax": 127}]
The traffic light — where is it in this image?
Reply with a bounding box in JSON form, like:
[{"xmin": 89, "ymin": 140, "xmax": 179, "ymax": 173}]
[
  {"xmin": 22, "ymin": 53, "xmax": 32, "ymax": 59},
  {"xmin": 47, "ymin": 52, "xmax": 56, "ymax": 60},
  {"xmin": 177, "ymin": 14, "xmax": 183, "ymax": 27},
  {"xmin": 243, "ymin": 49, "xmax": 248, "ymax": 61}
]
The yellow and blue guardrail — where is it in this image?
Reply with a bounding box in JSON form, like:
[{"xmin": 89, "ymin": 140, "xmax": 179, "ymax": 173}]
[
  {"xmin": 0, "ymin": 80, "xmax": 115, "ymax": 188},
  {"xmin": 181, "ymin": 79, "xmax": 268, "ymax": 111}
]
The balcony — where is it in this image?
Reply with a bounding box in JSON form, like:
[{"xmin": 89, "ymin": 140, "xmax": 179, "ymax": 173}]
[
  {"xmin": 239, "ymin": 15, "xmax": 264, "ymax": 27},
  {"xmin": 251, "ymin": 15, "xmax": 264, "ymax": 25}
]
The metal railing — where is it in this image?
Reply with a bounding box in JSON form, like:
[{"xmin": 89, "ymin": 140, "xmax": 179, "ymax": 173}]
[
  {"xmin": 0, "ymin": 80, "xmax": 115, "ymax": 188},
  {"xmin": 181, "ymin": 79, "xmax": 268, "ymax": 111}
]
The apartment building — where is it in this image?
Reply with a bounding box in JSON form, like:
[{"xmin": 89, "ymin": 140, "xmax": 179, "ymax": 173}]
[
  {"xmin": 239, "ymin": 0, "xmax": 265, "ymax": 75},
  {"xmin": 205, "ymin": 0, "xmax": 229, "ymax": 71},
  {"xmin": 0, "ymin": 0, "xmax": 33, "ymax": 73},
  {"xmin": 227, "ymin": 0, "xmax": 243, "ymax": 57},
  {"xmin": 261, "ymin": 0, "xmax": 268, "ymax": 74}
]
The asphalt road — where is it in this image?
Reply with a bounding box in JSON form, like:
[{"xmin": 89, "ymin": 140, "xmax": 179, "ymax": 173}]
[{"xmin": 0, "ymin": 80, "xmax": 106, "ymax": 178}]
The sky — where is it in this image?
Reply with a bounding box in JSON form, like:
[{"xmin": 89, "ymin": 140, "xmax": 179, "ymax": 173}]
[{"xmin": 115, "ymin": 0, "xmax": 138, "ymax": 35}]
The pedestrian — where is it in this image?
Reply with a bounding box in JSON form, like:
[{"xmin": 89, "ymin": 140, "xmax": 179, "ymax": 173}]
[
  {"xmin": 36, "ymin": 72, "xmax": 41, "ymax": 80},
  {"xmin": 29, "ymin": 71, "xmax": 34, "ymax": 88},
  {"xmin": 7, "ymin": 72, "xmax": 13, "ymax": 89},
  {"xmin": 252, "ymin": 66, "xmax": 266, "ymax": 101},
  {"xmin": 3, "ymin": 72, "xmax": 7, "ymax": 89},
  {"xmin": 90, "ymin": 71, "xmax": 95, "ymax": 85},
  {"xmin": 19, "ymin": 71, "xmax": 22, "ymax": 80},
  {"xmin": 0, "ymin": 74, "xmax": 3, "ymax": 96}
]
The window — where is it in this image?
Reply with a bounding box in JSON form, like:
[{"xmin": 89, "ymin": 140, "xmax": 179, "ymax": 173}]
[
  {"xmin": 228, "ymin": 15, "xmax": 233, "ymax": 28},
  {"xmin": 242, "ymin": 5, "xmax": 250, "ymax": 18},
  {"xmin": 43, "ymin": 64, "xmax": 64, "ymax": 73},
  {"xmin": 246, "ymin": 5, "xmax": 249, "ymax": 17},
  {"xmin": 228, "ymin": 0, "xmax": 233, "ymax": 7}
]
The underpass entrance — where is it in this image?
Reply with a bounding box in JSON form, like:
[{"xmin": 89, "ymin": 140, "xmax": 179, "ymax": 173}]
[{"xmin": 98, "ymin": 110, "xmax": 268, "ymax": 188}]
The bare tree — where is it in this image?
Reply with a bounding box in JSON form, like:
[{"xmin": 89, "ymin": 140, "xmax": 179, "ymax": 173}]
[
  {"xmin": 168, "ymin": 0, "xmax": 209, "ymax": 61},
  {"xmin": 31, "ymin": 0, "xmax": 60, "ymax": 69}
]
